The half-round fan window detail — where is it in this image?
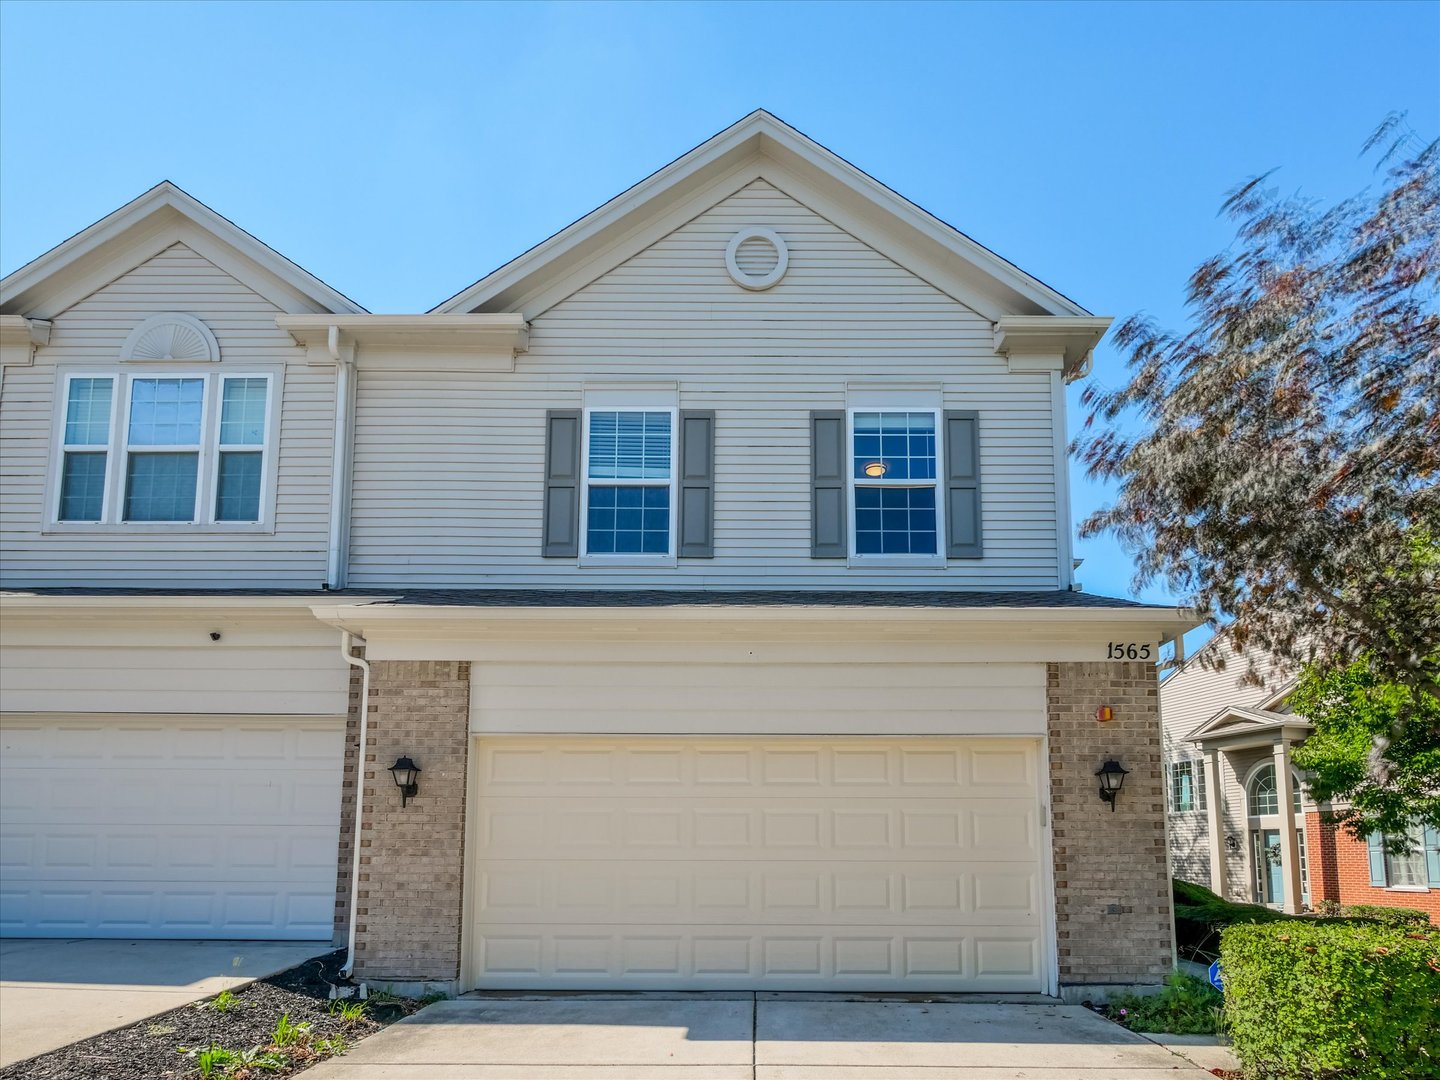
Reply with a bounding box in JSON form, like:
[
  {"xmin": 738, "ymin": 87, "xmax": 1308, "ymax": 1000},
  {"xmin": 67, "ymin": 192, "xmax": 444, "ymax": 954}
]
[
  {"xmin": 120, "ymin": 313, "xmax": 221, "ymax": 363},
  {"xmin": 1246, "ymin": 764, "xmax": 1303, "ymax": 816}
]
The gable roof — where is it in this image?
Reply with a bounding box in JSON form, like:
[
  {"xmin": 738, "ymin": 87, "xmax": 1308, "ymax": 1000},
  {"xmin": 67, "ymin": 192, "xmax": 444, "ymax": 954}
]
[
  {"xmin": 1, "ymin": 181, "xmax": 365, "ymax": 319},
  {"xmin": 1186, "ymin": 703, "xmax": 1312, "ymax": 745},
  {"xmin": 432, "ymin": 110, "xmax": 1094, "ymax": 324}
]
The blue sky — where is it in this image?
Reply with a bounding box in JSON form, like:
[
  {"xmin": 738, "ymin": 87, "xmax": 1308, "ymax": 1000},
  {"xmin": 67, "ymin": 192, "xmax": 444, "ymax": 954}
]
[{"xmin": 3, "ymin": 1, "xmax": 1436, "ymax": 626}]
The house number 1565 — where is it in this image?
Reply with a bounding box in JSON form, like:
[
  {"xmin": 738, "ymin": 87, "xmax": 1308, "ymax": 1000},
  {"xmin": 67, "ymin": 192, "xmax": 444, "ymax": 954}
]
[{"xmin": 1107, "ymin": 643, "xmax": 1153, "ymax": 660}]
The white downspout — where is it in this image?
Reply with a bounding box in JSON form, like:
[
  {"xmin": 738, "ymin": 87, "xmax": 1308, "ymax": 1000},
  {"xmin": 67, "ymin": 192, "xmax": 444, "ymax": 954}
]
[
  {"xmin": 339, "ymin": 630, "xmax": 370, "ymax": 980},
  {"xmin": 326, "ymin": 325, "xmax": 353, "ymax": 590}
]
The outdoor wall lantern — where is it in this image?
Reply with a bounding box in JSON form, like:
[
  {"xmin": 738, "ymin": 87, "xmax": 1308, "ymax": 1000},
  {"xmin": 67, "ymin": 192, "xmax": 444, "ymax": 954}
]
[
  {"xmin": 1096, "ymin": 759, "xmax": 1129, "ymax": 811},
  {"xmin": 389, "ymin": 756, "xmax": 421, "ymax": 807}
]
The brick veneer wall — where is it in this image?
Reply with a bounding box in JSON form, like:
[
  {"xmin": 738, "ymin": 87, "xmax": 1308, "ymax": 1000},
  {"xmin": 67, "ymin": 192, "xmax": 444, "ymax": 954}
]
[
  {"xmin": 1309, "ymin": 814, "xmax": 1440, "ymax": 923},
  {"xmin": 353, "ymin": 660, "xmax": 472, "ymax": 981},
  {"xmin": 1047, "ymin": 661, "xmax": 1174, "ymax": 987},
  {"xmin": 330, "ymin": 644, "xmax": 365, "ymax": 945}
]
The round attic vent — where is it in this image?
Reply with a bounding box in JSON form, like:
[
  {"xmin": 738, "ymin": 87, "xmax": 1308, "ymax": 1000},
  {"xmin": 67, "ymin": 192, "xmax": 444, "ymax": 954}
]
[
  {"xmin": 120, "ymin": 313, "xmax": 220, "ymax": 363},
  {"xmin": 725, "ymin": 226, "xmax": 788, "ymax": 290}
]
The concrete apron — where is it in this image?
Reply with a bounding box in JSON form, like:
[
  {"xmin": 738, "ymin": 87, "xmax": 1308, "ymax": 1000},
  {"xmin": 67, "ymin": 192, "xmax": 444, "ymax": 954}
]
[{"xmin": 299, "ymin": 995, "xmax": 1219, "ymax": 1079}]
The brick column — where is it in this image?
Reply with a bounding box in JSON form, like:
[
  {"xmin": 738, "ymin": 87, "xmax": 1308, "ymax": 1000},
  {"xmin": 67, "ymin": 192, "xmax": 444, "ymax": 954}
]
[
  {"xmin": 353, "ymin": 660, "xmax": 471, "ymax": 984},
  {"xmin": 1047, "ymin": 661, "xmax": 1173, "ymax": 990}
]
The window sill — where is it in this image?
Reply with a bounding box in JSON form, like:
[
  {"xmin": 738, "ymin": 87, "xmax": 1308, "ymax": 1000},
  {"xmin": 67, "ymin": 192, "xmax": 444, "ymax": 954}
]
[
  {"xmin": 1384, "ymin": 885, "xmax": 1431, "ymax": 893},
  {"xmin": 43, "ymin": 521, "xmax": 276, "ymax": 536},
  {"xmin": 845, "ymin": 556, "xmax": 949, "ymax": 570},
  {"xmin": 577, "ymin": 554, "xmax": 678, "ymax": 568}
]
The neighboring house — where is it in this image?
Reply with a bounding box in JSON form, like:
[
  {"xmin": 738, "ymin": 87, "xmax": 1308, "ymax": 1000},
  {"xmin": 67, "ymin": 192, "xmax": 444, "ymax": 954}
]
[
  {"xmin": 1, "ymin": 111, "xmax": 1195, "ymax": 998},
  {"xmin": 1160, "ymin": 639, "xmax": 1440, "ymax": 921}
]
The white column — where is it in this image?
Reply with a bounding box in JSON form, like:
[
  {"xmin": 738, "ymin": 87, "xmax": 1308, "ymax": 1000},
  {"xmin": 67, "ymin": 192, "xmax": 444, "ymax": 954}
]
[
  {"xmin": 1273, "ymin": 741, "xmax": 1303, "ymax": 913},
  {"xmin": 1203, "ymin": 750, "xmax": 1226, "ymax": 896}
]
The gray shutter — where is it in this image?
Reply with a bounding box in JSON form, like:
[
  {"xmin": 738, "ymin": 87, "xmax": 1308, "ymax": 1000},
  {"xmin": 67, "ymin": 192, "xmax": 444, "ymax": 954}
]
[
  {"xmin": 542, "ymin": 409, "xmax": 581, "ymax": 557},
  {"xmin": 1425, "ymin": 826, "xmax": 1440, "ymax": 887},
  {"xmin": 811, "ymin": 410, "xmax": 846, "ymax": 558},
  {"xmin": 1367, "ymin": 831, "xmax": 1387, "ymax": 887},
  {"xmin": 678, "ymin": 410, "xmax": 714, "ymax": 558},
  {"xmin": 944, "ymin": 410, "xmax": 983, "ymax": 558}
]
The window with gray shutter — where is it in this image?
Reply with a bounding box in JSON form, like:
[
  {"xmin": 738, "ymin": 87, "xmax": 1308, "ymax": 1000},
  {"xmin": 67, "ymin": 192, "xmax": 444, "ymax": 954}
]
[
  {"xmin": 944, "ymin": 410, "xmax": 983, "ymax": 558},
  {"xmin": 811, "ymin": 410, "xmax": 846, "ymax": 558},
  {"xmin": 677, "ymin": 410, "xmax": 714, "ymax": 558},
  {"xmin": 541, "ymin": 409, "xmax": 581, "ymax": 557}
]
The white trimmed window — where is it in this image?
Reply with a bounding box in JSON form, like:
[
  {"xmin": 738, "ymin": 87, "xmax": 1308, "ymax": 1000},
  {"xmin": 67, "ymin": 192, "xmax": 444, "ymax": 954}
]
[
  {"xmin": 53, "ymin": 371, "xmax": 275, "ymax": 526},
  {"xmin": 849, "ymin": 409, "xmax": 941, "ymax": 557},
  {"xmin": 1167, "ymin": 759, "xmax": 1207, "ymax": 813},
  {"xmin": 581, "ymin": 408, "xmax": 676, "ymax": 557}
]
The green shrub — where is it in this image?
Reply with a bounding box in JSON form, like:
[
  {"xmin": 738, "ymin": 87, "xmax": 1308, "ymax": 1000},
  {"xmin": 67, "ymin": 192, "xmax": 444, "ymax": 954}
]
[
  {"xmin": 1104, "ymin": 971, "xmax": 1225, "ymax": 1035},
  {"xmin": 1173, "ymin": 878, "xmax": 1292, "ymax": 960},
  {"xmin": 1344, "ymin": 904, "xmax": 1433, "ymax": 929},
  {"xmin": 1221, "ymin": 920, "xmax": 1440, "ymax": 1079}
]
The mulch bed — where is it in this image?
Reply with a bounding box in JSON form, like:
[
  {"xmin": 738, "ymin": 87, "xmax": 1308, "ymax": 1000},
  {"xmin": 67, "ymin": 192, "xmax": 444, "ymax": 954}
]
[{"xmin": 0, "ymin": 949, "xmax": 428, "ymax": 1080}]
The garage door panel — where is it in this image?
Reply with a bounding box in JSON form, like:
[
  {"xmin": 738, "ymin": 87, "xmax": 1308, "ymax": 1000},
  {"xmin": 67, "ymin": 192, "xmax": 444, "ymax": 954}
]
[
  {"xmin": 0, "ymin": 717, "xmax": 342, "ymax": 939},
  {"xmin": 475, "ymin": 739, "xmax": 1036, "ymax": 798},
  {"xmin": 470, "ymin": 736, "xmax": 1047, "ymax": 991},
  {"xmin": 478, "ymin": 798, "xmax": 1041, "ymax": 861},
  {"xmin": 480, "ymin": 860, "xmax": 1038, "ymax": 927},
  {"xmin": 473, "ymin": 926, "xmax": 1043, "ymax": 991}
]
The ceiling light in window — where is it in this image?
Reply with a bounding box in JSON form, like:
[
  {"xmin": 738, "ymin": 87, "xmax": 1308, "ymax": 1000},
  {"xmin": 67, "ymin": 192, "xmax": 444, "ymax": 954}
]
[{"xmin": 864, "ymin": 461, "xmax": 888, "ymax": 478}]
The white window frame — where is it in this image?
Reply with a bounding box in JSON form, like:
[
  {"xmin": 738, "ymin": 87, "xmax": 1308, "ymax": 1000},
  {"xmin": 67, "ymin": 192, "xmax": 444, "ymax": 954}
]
[
  {"xmin": 578, "ymin": 405, "xmax": 679, "ymax": 565},
  {"xmin": 846, "ymin": 406, "xmax": 945, "ymax": 563},
  {"xmin": 47, "ymin": 369, "xmax": 278, "ymax": 531},
  {"xmin": 1167, "ymin": 758, "xmax": 1207, "ymax": 814},
  {"xmin": 1382, "ymin": 829, "xmax": 1431, "ymax": 892},
  {"xmin": 55, "ymin": 372, "xmax": 121, "ymax": 523}
]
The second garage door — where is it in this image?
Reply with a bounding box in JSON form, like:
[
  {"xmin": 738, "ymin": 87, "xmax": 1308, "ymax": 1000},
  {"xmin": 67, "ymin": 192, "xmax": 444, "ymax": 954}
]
[{"xmin": 468, "ymin": 736, "xmax": 1049, "ymax": 991}]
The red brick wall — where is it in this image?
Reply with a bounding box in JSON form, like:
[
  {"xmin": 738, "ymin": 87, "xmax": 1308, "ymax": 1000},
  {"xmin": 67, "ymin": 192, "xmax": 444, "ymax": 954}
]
[{"xmin": 1309, "ymin": 814, "xmax": 1439, "ymax": 923}]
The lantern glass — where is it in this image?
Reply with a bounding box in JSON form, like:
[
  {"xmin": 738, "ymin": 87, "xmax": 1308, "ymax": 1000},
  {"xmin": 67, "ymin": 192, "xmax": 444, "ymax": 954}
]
[{"xmin": 1096, "ymin": 759, "xmax": 1128, "ymax": 792}]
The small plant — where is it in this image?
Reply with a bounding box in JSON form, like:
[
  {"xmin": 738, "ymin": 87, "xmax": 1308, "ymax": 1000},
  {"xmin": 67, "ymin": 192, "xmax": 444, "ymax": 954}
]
[
  {"xmin": 417, "ymin": 991, "xmax": 447, "ymax": 1006},
  {"xmin": 329, "ymin": 998, "xmax": 367, "ymax": 1024},
  {"xmin": 179, "ymin": 1043, "xmax": 243, "ymax": 1078},
  {"xmin": 147, "ymin": 1022, "xmax": 176, "ymax": 1037},
  {"xmin": 197, "ymin": 988, "xmax": 242, "ymax": 1013},
  {"xmin": 271, "ymin": 1012, "xmax": 312, "ymax": 1048},
  {"xmin": 313, "ymin": 1032, "xmax": 350, "ymax": 1056},
  {"xmin": 1103, "ymin": 972, "xmax": 1225, "ymax": 1035}
]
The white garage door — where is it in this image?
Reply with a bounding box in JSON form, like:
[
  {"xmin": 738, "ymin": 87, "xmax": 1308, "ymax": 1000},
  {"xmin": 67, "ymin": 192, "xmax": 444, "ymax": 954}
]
[
  {"xmin": 469, "ymin": 737, "xmax": 1048, "ymax": 991},
  {"xmin": 0, "ymin": 716, "xmax": 343, "ymax": 940}
]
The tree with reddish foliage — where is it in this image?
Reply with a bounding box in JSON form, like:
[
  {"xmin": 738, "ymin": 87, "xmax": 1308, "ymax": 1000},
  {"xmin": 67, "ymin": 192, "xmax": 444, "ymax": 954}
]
[{"xmin": 1077, "ymin": 117, "xmax": 1439, "ymax": 713}]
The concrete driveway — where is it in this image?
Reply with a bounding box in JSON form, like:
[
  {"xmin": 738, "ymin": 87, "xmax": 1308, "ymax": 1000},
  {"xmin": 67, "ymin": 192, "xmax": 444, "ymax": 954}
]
[
  {"xmin": 0, "ymin": 938, "xmax": 329, "ymax": 1067},
  {"xmin": 300, "ymin": 994, "xmax": 1224, "ymax": 1078}
]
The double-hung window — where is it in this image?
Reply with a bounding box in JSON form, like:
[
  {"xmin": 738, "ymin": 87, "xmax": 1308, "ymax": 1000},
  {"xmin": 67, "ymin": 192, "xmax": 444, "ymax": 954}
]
[
  {"xmin": 1167, "ymin": 759, "xmax": 1207, "ymax": 814},
  {"xmin": 58, "ymin": 376, "xmax": 116, "ymax": 522},
  {"xmin": 53, "ymin": 371, "xmax": 274, "ymax": 526},
  {"xmin": 582, "ymin": 409, "xmax": 676, "ymax": 557},
  {"xmin": 850, "ymin": 410, "xmax": 940, "ymax": 557}
]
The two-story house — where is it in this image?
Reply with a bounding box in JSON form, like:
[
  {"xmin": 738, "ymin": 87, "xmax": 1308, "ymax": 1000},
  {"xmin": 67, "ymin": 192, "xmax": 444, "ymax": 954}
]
[
  {"xmin": 1, "ymin": 111, "xmax": 1194, "ymax": 999},
  {"xmin": 1162, "ymin": 638, "xmax": 1440, "ymax": 920}
]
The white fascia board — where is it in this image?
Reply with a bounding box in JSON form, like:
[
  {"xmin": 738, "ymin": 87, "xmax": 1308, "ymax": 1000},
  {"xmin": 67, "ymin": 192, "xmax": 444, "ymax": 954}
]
[
  {"xmin": 1, "ymin": 182, "xmax": 364, "ymax": 318},
  {"xmin": 432, "ymin": 110, "xmax": 1095, "ymax": 321}
]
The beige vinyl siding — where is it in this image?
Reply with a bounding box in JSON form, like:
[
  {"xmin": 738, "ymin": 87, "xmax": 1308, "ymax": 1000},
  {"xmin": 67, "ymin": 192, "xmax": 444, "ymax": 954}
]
[
  {"xmin": 348, "ymin": 180, "xmax": 1061, "ymax": 589},
  {"xmin": 0, "ymin": 607, "xmax": 348, "ymax": 716},
  {"xmin": 0, "ymin": 244, "xmax": 332, "ymax": 588},
  {"xmin": 471, "ymin": 658, "xmax": 1046, "ymax": 736}
]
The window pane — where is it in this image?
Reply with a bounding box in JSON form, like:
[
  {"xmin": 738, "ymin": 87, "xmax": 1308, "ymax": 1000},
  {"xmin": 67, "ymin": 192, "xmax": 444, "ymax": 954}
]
[
  {"xmin": 854, "ymin": 486, "xmax": 937, "ymax": 555},
  {"xmin": 852, "ymin": 411, "xmax": 935, "ymax": 481},
  {"xmin": 588, "ymin": 411, "xmax": 671, "ymax": 479},
  {"xmin": 124, "ymin": 452, "xmax": 198, "ymax": 521},
  {"xmin": 587, "ymin": 485, "xmax": 669, "ymax": 554},
  {"xmin": 128, "ymin": 378, "xmax": 204, "ymax": 446},
  {"xmin": 1248, "ymin": 766, "xmax": 1279, "ymax": 816},
  {"xmin": 1386, "ymin": 841, "xmax": 1427, "ymax": 887},
  {"xmin": 64, "ymin": 378, "xmax": 113, "ymax": 445},
  {"xmin": 215, "ymin": 451, "xmax": 262, "ymax": 521},
  {"xmin": 59, "ymin": 452, "xmax": 106, "ymax": 521},
  {"xmin": 219, "ymin": 378, "xmax": 268, "ymax": 446}
]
